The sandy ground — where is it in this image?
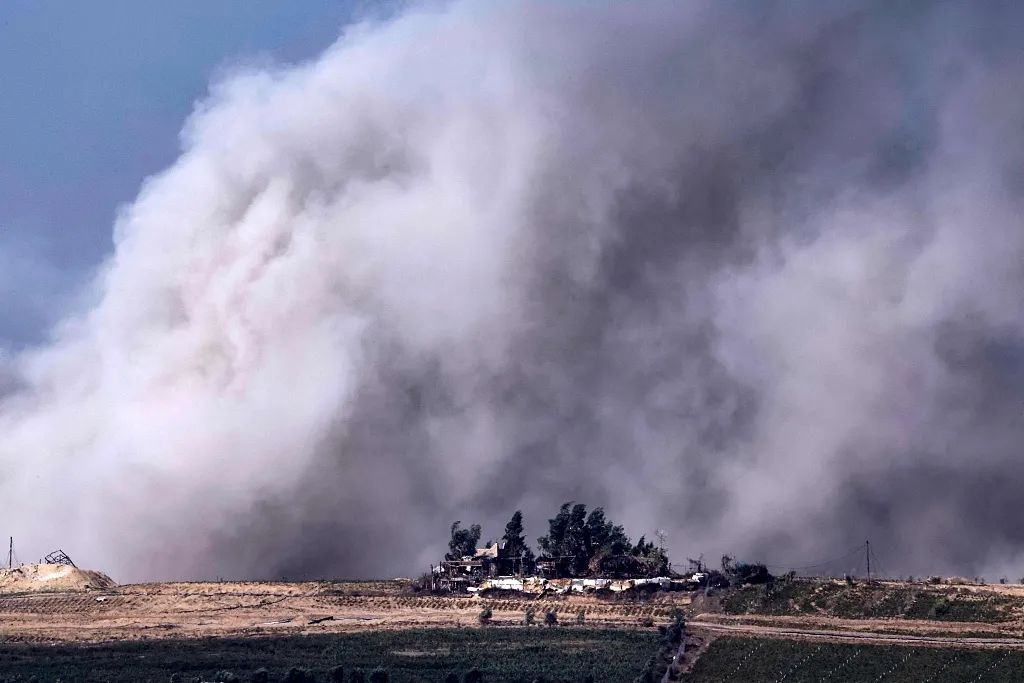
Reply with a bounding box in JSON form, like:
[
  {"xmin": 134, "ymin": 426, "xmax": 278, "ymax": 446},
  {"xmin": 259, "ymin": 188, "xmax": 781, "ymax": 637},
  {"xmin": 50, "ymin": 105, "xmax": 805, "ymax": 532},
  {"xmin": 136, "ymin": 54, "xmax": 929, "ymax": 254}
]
[
  {"xmin": 5, "ymin": 578, "xmax": 1024, "ymax": 653},
  {"xmin": 0, "ymin": 564, "xmax": 115, "ymax": 592},
  {"xmin": 0, "ymin": 581, "xmax": 691, "ymax": 644}
]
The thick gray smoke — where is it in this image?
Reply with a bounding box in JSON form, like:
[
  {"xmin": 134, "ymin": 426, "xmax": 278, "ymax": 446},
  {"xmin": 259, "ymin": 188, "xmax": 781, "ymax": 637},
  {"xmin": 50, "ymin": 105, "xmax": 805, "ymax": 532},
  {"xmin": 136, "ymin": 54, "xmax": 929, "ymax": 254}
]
[{"xmin": 4, "ymin": 1, "xmax": 1024, "ymax": 581}]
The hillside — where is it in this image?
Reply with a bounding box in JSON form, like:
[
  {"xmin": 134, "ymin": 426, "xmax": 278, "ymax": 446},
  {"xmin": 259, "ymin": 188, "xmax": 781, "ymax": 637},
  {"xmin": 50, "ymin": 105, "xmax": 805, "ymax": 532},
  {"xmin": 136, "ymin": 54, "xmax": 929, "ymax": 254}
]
[
  {"xmin": 0, "ymin": 563, "xmax": 116, "ymax": 593},
  {"xmin": 718, "ymin": 577, "xmax": 1024, "ymax": 623}
]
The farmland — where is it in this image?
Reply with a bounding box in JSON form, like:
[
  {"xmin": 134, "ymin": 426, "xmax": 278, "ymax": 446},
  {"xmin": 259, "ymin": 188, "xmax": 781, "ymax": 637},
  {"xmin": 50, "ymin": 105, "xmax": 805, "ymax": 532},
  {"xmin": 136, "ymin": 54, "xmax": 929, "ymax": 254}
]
[
  {"xmin": 6, "ymin": 577, "xmax": 1024, "ymax": 680},
  {"xmin": 0, "ymin": 580, "xmax": 677, "ymax": 681},
  {"xmin": 720, "ymin": 578, "xmax": 1024, "ymax": 622},
  {"xmin": 0, "ymin": 580, "xmax": 689, "ymax": 644},
  {"xmin": 687, "ymin": 635, "xmax": 1024, "ymax": 682},
  {"xmin": 0, "ymin": 628, "xmax": 658, "ymax": 683}
]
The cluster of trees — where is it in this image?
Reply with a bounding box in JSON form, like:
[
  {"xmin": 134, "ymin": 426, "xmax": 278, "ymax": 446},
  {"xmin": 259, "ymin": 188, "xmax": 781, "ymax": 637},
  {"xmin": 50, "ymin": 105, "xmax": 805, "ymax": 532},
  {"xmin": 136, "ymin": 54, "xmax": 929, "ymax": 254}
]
[
  {"xmin": 537, "ymin": 503, "xmax": 669, "ymax": 577},
  {"xmin": 446, "ymin": 511, "xmax": 538, "ymax": 570},
  {"xmin": 446, "ymin": 502, "xmax": 669, "ymax": 577},
  {"xmin": 720, "ymin": 555, "xmax": 771, "ymax": 584}
]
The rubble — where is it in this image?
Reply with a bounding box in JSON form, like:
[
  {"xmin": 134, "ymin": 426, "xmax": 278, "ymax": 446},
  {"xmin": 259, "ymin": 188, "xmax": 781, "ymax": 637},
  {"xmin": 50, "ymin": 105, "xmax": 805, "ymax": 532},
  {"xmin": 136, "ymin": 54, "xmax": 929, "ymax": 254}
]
[{"xmin": 0, "ymin": 563, "xmax": 116, "ymax": 592}]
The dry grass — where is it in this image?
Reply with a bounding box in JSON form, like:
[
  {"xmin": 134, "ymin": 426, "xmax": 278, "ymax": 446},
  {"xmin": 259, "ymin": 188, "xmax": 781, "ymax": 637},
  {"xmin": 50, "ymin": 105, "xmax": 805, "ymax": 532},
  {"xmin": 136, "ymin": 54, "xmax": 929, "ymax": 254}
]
[{"xmin": 0, "ymin": 580, "xmax": 691, "ymax": 644}]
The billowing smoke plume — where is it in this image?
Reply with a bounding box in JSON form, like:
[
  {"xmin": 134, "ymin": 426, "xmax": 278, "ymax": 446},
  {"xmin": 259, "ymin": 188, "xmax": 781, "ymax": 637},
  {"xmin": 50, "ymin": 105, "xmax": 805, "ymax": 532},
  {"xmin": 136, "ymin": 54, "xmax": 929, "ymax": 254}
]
[{"xmin": 4, "ymin": 1, "xmax": 1024, "ymax": 581}]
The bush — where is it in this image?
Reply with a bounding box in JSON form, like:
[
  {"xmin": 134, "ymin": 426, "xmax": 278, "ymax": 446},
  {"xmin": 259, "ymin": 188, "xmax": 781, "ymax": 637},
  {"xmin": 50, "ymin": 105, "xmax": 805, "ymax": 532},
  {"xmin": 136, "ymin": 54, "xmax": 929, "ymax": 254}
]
[
  {"xmin": 733, "ymin": 562, "xmax": 772, "ymax": 585},
  {"xmin": 635, "ymin": 657, "xmax": 657, "ymax": 683},
  {"xmin": 169, "ymin": 675, "xmax": 183, "ymax": 683},
  {"xmin": 282, "ymin": 669, "xmax": 312, "ymax": 683},
  {"xmin": 929, "ymin": 598, "xmax": 950, "ymax": 618},
  {"xmin": 524, "ymin": 607, "xmax": 536, "ymax": 625},
  {"xmin": 640, "ymin": 616, "xmax": 655, "ymax": 627},
  {"xmin": 576, "ymin": 610, "xmax": 585, "ymax": 625},
  {"xmin": 215, "ymin": 672, "xmax": 240, "ymax": 683},
  {"xmin": 445, "ymin": 674, "xmax": 460, "ymax": 683},
  {"xmin": 250, "ymin": 670, "xmax": 269, "ymax": 683},
  {"xmin": 545, "ymin": 610, "xmax": 558, "ymax": 626},
  {"xmin": 350, "ymin": 668, "xmax": 366, "ymax": 683},
  {"xmin": 369, "ymin": 667, "xmax": 389, "ymax": 683},
  {"xmin": 663, "ymin": 614, "xmax": 685, "ymax": 645},
  {"xmin": 329, "ymin": 665, "xmax": 345, "ymax": 682},
  {"xmin": 478, "ymin": 606, "xmax": 493, "ymax": 625},
  {"xmin": 464, "ymin": 668, "xmax": 484, "ymax": 683}
]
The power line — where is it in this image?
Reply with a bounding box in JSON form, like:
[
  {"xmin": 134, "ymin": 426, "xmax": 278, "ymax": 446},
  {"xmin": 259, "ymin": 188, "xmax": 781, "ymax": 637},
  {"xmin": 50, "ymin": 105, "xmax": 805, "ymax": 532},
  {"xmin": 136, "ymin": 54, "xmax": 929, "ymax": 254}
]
[{"xmin": 761, "ymin": 543, "xmax": 869, "ymax": 574}]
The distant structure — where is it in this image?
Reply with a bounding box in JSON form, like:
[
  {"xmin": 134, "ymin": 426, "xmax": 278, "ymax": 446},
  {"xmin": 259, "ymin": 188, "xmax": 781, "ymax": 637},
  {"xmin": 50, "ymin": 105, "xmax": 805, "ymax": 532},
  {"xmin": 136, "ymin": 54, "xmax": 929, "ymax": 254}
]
[
  {"xmin": 43, "ymin": 549, "xmax": 77, "ymax": 568},
  {"xmin": 434, "ymin": 541, "xmax": 513, "ymax": 591}
]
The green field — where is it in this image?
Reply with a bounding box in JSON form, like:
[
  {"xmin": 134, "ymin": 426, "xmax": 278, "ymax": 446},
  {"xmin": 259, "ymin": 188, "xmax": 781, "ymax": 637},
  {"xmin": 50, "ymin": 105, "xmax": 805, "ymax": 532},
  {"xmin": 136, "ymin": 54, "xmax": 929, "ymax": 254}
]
[
  {"xmin": 721, "ymin": 580, "xmax": 1020, "ymax": 622},
  {"xmin": 0, "ymin": 628, "xmax": 658, "ymax": 683},
  {"xmin": 688, "ymin": 636, "xmax": 1024, "ymax": 682}
]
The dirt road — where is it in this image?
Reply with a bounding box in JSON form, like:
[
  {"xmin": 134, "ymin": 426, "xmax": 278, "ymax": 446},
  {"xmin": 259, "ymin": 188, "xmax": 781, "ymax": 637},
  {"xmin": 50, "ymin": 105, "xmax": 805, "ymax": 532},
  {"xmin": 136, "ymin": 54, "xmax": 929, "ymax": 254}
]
[{"xmin": 689, "ymin": 618, "xmax": 1024, "ymax": 650}]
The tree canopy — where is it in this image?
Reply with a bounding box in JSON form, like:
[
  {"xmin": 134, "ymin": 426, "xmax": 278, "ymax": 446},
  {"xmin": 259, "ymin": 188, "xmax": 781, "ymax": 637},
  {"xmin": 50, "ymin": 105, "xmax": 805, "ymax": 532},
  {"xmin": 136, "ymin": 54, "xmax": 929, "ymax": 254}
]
[
  {"xmin": 443, "ymin": 502, "xmax": 671, "ymax": 577},
  {"xmin": 537, "ymin": 502, "xmax": 640, "ymax": 575},
  {"xmin": 446, "ymin": 521, "xmax": 482, "ymax": 560},
  {"xmin": 501, "ymin": 510, "xmax": 535, "ymax": 573}
]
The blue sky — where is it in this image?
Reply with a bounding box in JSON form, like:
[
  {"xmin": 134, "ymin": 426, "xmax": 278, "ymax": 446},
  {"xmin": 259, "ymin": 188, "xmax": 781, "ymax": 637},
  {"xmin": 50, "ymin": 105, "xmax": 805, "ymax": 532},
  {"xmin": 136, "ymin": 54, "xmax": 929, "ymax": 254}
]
[{"xmin": 0, "ymin": 2, "xmax": 369, "ymax": 348}]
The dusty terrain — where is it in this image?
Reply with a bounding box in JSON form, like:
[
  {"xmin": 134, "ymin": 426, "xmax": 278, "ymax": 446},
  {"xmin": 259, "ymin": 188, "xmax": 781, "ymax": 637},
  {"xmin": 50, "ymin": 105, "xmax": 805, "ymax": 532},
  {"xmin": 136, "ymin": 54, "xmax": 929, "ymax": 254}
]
[
  {"xmin": 0, "ymin": 580, "xmax": 689, "ymax": 644},
  {"xmin": 5, "ymin": 575, "xmax": 1024, "ymax": 657},
  {"xmin": 0, "ymin": 563, "xmax": 115, "ymax": 593}
]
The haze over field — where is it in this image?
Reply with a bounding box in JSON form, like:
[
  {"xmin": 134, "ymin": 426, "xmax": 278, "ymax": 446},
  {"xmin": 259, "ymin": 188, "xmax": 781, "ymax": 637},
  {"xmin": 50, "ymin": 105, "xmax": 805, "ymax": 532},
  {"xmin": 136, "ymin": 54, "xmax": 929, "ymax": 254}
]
[{"xmin": 3, "ymin": 1, "xmax": 1024, "ymax": 582}]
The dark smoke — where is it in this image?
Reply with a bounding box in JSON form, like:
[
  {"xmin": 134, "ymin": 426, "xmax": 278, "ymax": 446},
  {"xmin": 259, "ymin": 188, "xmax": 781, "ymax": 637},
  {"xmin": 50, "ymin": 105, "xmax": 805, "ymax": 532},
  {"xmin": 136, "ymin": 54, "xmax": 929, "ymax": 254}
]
[{"xmin": 3, "ymin": 1, "xmax": 1024, "ymax": 581}]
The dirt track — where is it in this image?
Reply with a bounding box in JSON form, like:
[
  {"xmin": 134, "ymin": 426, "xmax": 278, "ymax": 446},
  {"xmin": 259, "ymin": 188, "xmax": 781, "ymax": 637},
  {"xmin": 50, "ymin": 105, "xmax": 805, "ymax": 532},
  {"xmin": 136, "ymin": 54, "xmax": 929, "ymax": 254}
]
[
  {"xmin": 689, "ymin": 618, "xmax": 1024, "ymax": 650},
  {"xmin": 5, "ymin": 579, "xmax": 1024, "ymax": 655}
]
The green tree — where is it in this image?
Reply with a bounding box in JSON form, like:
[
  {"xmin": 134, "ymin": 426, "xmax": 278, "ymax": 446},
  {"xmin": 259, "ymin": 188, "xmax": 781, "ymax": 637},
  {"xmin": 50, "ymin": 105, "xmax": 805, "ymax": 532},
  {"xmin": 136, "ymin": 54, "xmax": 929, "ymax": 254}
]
[
  {"xmin": 539, "ymin": 502, "xmax": 638, "ymax": 575},
  {"xmin": 447, "ymin": 521, "xmax": 482, "ymax": 560},
  {"xmin": 503, "ymin": 510, "xmax": 538, "ymax": 573},
  {"xmin": 586, "ymin": 508, "xmax": 631, "ymax": 555},
  {"xmin": 537, "ymin": 502, "xmax": 589, "ymax": 574},
  {"xmin": 502, "ymin": 510, "xmax": 526, "ymax": 555}
]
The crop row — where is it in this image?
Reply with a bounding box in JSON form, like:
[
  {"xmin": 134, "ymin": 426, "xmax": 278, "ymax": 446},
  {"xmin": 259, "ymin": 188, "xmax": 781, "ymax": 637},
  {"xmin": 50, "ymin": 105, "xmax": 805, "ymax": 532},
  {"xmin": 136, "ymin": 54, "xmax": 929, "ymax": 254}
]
[
  {"xmin": 688, "ymin": 636, "xmax": 1024, "ymax": 683},
  {"xmin": 0, "ymin": 627, "xmax": 658, "ymax": 682},
  {"xmin": 721, "ymin": 580, "xmax": 1020, "ymax": 622},
  {"xmin": 316, "ymin": 595, "xmax": 677, "ymax": 617}
]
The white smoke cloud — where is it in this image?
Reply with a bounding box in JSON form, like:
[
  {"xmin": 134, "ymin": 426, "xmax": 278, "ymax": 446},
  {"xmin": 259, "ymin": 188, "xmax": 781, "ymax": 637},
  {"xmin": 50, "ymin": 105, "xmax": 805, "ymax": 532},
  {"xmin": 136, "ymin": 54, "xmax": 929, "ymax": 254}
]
[{"xmin": 3, "ymin": 1, "xmax": 1024, "ymax": 580}]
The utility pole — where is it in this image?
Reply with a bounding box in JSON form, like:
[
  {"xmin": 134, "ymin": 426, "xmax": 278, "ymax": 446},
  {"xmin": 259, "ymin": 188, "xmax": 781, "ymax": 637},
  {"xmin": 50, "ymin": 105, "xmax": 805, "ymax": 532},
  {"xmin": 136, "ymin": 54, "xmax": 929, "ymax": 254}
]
[
  {"xmin": 865, "ymin": 540, "xmax": 871, "ymax": 581},
  {"xmin": 8, "ymin": 537, "xmax": 12, "ymax": 569}
]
